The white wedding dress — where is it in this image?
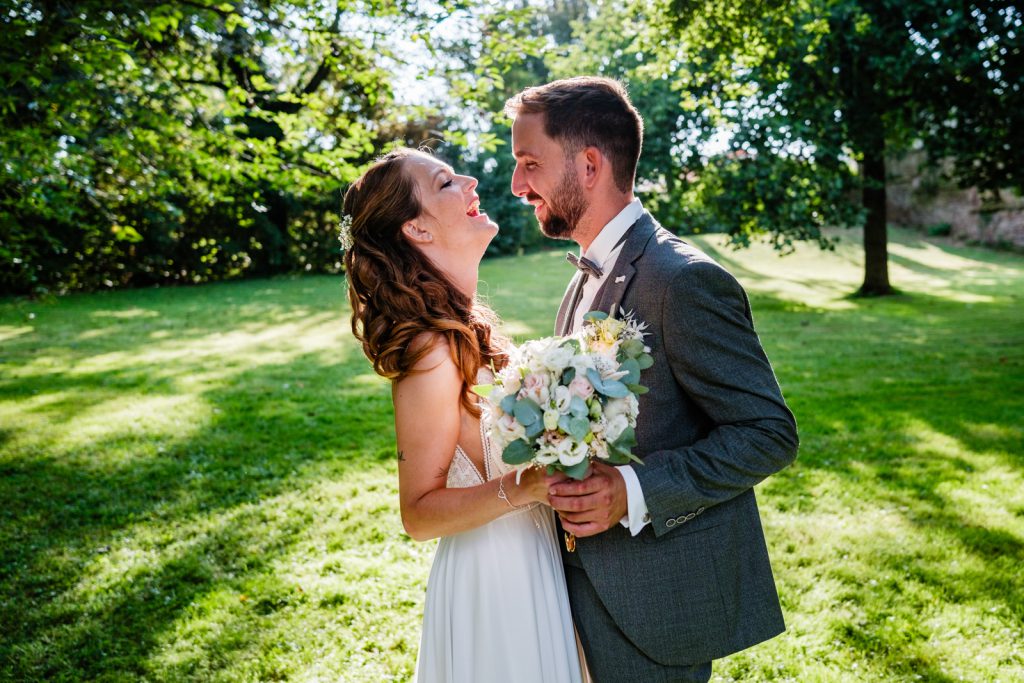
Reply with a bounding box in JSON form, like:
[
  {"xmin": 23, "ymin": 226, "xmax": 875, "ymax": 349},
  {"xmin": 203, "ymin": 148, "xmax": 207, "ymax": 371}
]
[{"xmin": 414, "ymin": 420, "xmax": 585, "ymax": 683}]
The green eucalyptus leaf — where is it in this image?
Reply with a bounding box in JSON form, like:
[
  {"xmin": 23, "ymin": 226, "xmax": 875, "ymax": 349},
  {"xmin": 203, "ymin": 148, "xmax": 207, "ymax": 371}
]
[
  {"xmin": 502, "ymin": 440, "xmax": 534, "ymax": 465},
  {"xmin": 513, "ymin": 398, "xmax": 543, "ymax": 425},
  {"xmin": 613, "ymin": 426, "xmax": 637, "ymax": 450},
  {"xmin": 558, "ymin": 415, "xmax": 573, "ymax": 434},
  {"xmin": 567, "ymin": 417, "xmax": 590, "ymax": 441},
  {"xmin": 561, "ymin": 338, "xmax": 581, "ymax": 353},
  {"xmin": 619, "ymin": 358, "xmax": 641, "ymax": 385},
  {"xmin": 621, "ymin": 339, "xmax": 645, "ymax": 357},
  {"xmin": 569, "ymin": 395, "xmax": 588, "ymax": 417},
  {"xmin": 562, "ymin": 458, "xmax": 591, "ymax": 480},
  {"xmin": 586, "ymin": 368, "xmax": 606, "ymax": 392},
  {"xmin": 524, "ymin": 419, "xmax": 545, "ymax": 438},
  {"xmin": 500, "ymin": 394, "xmax": 517, "ymax": 414},
  {"xmin": 599, "ymin": 380, "xmax": 630, "ymax": 398}
]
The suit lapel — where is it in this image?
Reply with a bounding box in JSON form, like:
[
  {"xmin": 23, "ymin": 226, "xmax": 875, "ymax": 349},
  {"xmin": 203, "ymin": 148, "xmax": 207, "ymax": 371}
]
[
  {"xmin": 591, "ymin": 213, "xmax": 658, "ymax": 317},
  {"xmin": 555, "ymin": 271, "xmax": 585, "ymax": 336}
]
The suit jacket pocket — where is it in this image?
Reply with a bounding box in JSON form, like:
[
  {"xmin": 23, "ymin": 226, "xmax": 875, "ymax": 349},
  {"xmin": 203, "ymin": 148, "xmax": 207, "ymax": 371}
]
[{"xmin": 588, "ymin": 523, "xmax": 731, "ymax": 666}]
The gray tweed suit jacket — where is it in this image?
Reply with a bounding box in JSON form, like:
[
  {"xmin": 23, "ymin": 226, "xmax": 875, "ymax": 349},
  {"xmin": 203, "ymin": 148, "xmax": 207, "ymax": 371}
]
[{"xmin": 555, "ymin": 212, "xmax": 799, "ymax": 666}]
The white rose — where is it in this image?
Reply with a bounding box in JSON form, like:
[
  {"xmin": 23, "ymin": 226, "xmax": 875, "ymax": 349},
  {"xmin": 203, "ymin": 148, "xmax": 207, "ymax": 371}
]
[
  {"xmin": 536, "ymin": 450, "xmax": 559, "ymax": 465},
  {"xmin": 548, "ymin": 345, "xmax": 576, "ymax": 371},
  {"xmin": 604, "ymin": 397, "xmax": 629, "ymax": 421},
  {"xmin": 558, "ymin": 440, "xmax": 588, "ymax": 467},
  {"xmin": 497, "ymin": 413, "xmax": 526, "ymax": 442},
  {"xmin": 554, "ymin": 385, "xmax": 572, "ymax": 413},
  {"xmin": 543, "ymin": 409, "xmax": 560, "ymax": 432},
  {"xmin": 488, "ymin": 389, "xmax": 507, "ymax": 413},
  {"xmin": 497, "ymin": 365, "xmax": 522, "ymax": 394},
  {"xmin": 605, "ymin": 414, "xmax": 630, "ymax": 443},
  {"xmin": 522, "ymin": 372, "xmax": 550, "ymax": 406},
  {"xmin": 536, "ymin": 436, "xmax": 561, "ymax": 465},
  {"xmin": 625, "ymin": 394, "xmax": 640, "ymax": 426},
  {"xmin": 570, "ymin": 354, "xmax": 596, "ymax": 377}
]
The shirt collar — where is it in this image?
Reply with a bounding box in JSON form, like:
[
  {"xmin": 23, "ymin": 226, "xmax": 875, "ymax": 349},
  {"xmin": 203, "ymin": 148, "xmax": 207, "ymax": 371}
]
[{"xmin": 582, "ymin": 198, "xmax": 644, "ymax": 267}]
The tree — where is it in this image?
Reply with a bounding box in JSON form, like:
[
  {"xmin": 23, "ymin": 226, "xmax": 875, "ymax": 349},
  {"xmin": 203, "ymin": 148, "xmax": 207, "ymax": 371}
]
[
  {"xmin": 663, "ymin": 0, "xmax": 1024, "ymax": 295},
  {"xmin": 0, "ymin": 0, "xmax": 438, "ymax": 294},
  {"xmin": 533, "ymin": 0, "xmax": 860, "ymax": 256}
]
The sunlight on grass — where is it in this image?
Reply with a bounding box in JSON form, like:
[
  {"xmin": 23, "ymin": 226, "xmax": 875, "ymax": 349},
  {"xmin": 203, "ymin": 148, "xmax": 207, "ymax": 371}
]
[
  {"xmin": 0, "ymin": 324, "xmax": 33, "ymax": 342},
  {"xmin": 92, "ymin": 307, "xmax": 163, "ymax": 319},
  {"xmin": 33, "ymin": 393, "xmax": 209, "ymax": 455},
  {"xmin": 690, "ymin": 227, "xmax": 1021, "ymax": 308},
  {"xmin": 1, "ymin": 229, "xmax": 1022, "ymax": 681}
]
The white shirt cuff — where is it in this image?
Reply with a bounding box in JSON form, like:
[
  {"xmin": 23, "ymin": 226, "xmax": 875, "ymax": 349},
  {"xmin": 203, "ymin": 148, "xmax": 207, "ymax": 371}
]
[{"xmin": 616, "ymin": 465, "xmax": 651, "ymax": 536}]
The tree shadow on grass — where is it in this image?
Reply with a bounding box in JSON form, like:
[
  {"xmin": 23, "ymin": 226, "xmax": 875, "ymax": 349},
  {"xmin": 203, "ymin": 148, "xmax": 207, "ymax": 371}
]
[
  {"xmin": 761, "ymin": 358, "xmax": 1023, "ymax": 677},
  {"xmin": 0, "ymin": 344, "xmax": 398, "ymax": 681},
  {"xmin": 3, "ymin": 264, "xmax": 1023, "ymax": 680}
]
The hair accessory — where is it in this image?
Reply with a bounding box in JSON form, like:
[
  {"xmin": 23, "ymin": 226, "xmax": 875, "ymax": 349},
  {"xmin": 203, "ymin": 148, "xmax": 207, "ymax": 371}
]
[{"xmin": 338, "ymin": 214, "xmax": 354, "ymax": 251}]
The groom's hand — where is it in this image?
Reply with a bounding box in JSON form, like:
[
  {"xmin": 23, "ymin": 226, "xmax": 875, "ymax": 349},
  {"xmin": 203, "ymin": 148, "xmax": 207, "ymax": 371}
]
[{"xmin": 547, "ymin": 462, "xmax": 628, "ymax": 537}]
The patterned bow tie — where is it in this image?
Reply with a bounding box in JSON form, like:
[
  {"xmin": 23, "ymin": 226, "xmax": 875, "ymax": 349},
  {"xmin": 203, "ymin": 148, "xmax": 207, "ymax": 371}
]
[{"xmin": 566, "ymin": 252, "xmax": 603, "ymax": 279}]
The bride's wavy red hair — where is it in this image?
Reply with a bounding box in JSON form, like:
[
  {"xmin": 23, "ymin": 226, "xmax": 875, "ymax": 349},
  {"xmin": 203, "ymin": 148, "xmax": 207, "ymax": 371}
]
[{"xmin": 343, "ymin": 148, "xmax": 507, "ymax": 415}]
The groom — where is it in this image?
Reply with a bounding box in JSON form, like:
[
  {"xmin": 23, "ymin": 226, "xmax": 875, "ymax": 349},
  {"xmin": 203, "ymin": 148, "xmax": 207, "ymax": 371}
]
[{"xmin": 505, "ymin": 77, "xmax": 799, "ymax": 682}]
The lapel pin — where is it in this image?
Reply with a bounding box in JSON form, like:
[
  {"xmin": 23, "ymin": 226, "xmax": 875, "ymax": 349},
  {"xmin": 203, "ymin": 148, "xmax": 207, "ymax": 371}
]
[{"xmin": 614, "ymin": 275, "xmax": 626, "ymax": 284}]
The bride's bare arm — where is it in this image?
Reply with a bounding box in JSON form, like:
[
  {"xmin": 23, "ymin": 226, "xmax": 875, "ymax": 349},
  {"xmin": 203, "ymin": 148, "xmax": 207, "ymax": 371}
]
[{"xmin": 393, "ymin": 339, "xmax": 549, "ymax": 541}]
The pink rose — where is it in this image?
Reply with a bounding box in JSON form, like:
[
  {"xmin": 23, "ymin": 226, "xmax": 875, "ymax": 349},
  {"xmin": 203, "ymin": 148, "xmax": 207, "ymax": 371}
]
[
  {"xmin": 522, "ymin": 372, "xmax": 549, "ymax": 405},
  {"xmin": 568, "ymin": 376, "xmax": 594, "ymax": 400}
]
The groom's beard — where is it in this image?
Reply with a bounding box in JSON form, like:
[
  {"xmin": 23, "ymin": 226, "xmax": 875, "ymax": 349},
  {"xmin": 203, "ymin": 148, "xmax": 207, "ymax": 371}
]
[{"xmin": 534, "ymin": 167, "xmax": 588, "ymax": 240}]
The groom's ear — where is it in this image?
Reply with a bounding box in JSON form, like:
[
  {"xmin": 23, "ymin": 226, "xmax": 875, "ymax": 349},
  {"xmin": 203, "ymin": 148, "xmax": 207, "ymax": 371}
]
[
  {"xmin": 401, "ymin": 220, "xmax": 433, "ymax": 245},
  {"xmin": 581, "ymin": 147, "xmax": 604, "ymax": 189}
]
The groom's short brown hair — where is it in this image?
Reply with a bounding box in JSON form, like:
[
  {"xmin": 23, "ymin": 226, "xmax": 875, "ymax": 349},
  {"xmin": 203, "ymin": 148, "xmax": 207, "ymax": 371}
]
[{"xmin": 504, "ymin": 76, "xmax": 643, "ymax": 193}]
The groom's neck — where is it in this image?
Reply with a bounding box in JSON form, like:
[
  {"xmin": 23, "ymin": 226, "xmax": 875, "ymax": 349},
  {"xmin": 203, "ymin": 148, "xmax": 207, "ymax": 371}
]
[{"xmin": 574, "ymin": 192, "xmax": 634, "ymax": 252}]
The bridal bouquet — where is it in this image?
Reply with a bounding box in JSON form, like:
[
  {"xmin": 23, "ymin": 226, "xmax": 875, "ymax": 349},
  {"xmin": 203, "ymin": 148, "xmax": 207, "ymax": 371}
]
[{"xmin": 475, "ymin": 309, "xmax": 653, "ymax": 481}]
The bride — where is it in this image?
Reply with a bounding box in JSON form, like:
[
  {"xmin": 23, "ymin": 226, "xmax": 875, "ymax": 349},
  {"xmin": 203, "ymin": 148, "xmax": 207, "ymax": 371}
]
[{"xmin": 342, "ymin": 148, "xmax": 585, "ymax": 682}]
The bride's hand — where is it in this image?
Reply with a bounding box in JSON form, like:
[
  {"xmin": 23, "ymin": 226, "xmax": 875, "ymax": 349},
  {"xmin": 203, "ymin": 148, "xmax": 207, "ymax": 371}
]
[{"xmin": 505, "ymin": 466, "xmax": 553, "ymax": 506}]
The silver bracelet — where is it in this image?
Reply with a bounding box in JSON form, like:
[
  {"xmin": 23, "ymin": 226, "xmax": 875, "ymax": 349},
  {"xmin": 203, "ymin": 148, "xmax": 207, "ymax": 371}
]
[{"xmin": 497, "ymin": 472, "xmax": 517, "ymax": 508}]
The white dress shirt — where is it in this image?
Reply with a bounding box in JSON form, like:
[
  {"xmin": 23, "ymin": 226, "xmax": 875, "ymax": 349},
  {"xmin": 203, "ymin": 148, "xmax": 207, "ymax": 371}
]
[{"xmin": 568, "ymin": 198, "xmax": 651, "ymax": 536}]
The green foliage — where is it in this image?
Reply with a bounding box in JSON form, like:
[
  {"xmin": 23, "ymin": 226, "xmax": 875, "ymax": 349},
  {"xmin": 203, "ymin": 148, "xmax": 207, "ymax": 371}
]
[
  {"xmin": 660, "ymin": 0, "xmax": 1023, "ymax": 292},
  {"xmin": 682, "ymin": 152, "xmax": 861, "ymax": 252},
  {"xmin": 1, "ymin": 230, "xmax": 1022, "ymax": 680},
  {"xmin": 0, "ymin": 1, "xmax": 437, "ymax": 295},
  {"xmin": 547, "ymin": 1, "xmax": 697, "ymax": 230}
]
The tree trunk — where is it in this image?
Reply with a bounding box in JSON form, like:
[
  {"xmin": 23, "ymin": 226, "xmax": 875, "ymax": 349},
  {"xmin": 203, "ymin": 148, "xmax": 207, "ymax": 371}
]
[{"xmin": 859, "ymin": 136, "xmax": 893, "ymax": 296}]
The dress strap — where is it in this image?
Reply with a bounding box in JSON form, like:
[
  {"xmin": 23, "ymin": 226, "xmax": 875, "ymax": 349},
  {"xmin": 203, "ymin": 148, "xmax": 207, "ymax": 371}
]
[{"xmin": 479, "ymin": 419, "xmax": 493, "ymax": 481}]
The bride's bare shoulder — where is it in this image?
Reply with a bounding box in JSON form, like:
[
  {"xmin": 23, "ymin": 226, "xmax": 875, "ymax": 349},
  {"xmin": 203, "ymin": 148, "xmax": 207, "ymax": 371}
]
[
  {"xmin": 407, "ymin": 332, "xmax": 455, "ymax": 374},
  {"xmin": 393, "ymin": 333, "xmax": 461, "ymax": 435}
]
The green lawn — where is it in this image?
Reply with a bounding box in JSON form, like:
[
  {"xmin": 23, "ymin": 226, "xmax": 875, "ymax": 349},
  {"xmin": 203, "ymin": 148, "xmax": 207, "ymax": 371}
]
[{"xmin": 1, "ymin": 227, "xmax": 1022, "ymax": 682}]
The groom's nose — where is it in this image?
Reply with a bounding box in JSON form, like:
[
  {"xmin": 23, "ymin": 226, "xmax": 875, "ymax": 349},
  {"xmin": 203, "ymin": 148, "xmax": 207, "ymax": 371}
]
[{"xmin": 510, "ymin": 163, "xmax": 528, "ymax": 197}]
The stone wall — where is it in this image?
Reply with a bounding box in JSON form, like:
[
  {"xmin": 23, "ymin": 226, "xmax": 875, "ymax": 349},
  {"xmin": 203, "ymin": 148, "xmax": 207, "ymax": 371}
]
[{"xmin": 886, "ymin": 151, "xmax": 1024, "ymax": 250}]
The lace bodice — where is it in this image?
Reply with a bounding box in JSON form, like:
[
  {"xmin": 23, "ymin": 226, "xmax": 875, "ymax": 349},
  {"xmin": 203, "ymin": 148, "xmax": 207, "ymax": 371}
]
[
  {"xmin": 448, "ymin": 419, "xmax": 511, "ymax": 488},
  {"xmin": 447, "ymin": 369, "xmax": 514, "ymax": 489}
]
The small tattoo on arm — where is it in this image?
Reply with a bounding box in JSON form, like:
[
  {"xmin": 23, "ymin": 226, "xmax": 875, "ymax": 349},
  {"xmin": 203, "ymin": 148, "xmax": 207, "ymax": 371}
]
[
  {"xmin": 397, "ymin": 449, "xmax": 406, "ymax": 462},
  {"xmin": 435, "ymin": 466, "xmax": 449, "ymax": 480}
]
